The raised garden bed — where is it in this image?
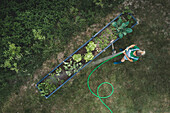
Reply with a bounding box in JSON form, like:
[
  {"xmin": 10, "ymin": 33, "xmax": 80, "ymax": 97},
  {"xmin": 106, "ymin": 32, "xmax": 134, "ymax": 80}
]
[{"xmin": 36, "ymin": 13, "xmax": 137, "ymax": 98}]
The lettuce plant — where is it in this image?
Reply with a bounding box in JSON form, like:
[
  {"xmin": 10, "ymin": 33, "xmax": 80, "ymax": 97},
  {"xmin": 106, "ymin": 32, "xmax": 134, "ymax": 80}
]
[
  {"xmin": 112, "ymin": 17, "xmax": 133, "ymax": 38},
  {"xmin": 72, "ymin": 54, "xmax": 82, "ymax": 62},
  {"xmin": 84, "ymin": 52, "xmax": 94, "ymax": 62},
  {"xmin": 85, "ymin": 41, "xmax": 96, "ymax": 52}
]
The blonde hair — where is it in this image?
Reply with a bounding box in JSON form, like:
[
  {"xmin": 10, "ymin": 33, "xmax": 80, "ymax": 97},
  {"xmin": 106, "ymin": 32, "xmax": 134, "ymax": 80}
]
[{"xmin": 136, "ymin": 50, "xmax": 146, "ymax": 56}]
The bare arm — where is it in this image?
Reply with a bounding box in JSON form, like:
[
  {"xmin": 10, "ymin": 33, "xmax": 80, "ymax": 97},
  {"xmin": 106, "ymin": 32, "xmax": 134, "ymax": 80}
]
[
  {"xmin": 123, "ymin": 45, "xmax": 135, "ymax": 62},
  {"xmin": 124, "ymin": 53, "xmax": 133, "ymax": 62},
  {"xmin": 125, "ymin": 44, "xmax": 136, "ymax": 51}
]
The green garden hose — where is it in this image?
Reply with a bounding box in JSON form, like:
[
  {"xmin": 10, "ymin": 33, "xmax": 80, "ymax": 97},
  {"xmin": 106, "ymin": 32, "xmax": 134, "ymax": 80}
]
[{"xmin": 87, "ymin": 52, "xmax": 123, "ymax": 113}]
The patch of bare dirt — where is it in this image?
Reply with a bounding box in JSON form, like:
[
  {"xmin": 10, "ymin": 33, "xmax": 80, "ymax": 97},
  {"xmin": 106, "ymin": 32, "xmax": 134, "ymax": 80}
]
[
  {"xmin": 66, "ymin": 43, "xmax": 74, "ymax": 55},
  {"xmin": 57, "ymin": 52, "xmax": 65, "ymax": 63}
]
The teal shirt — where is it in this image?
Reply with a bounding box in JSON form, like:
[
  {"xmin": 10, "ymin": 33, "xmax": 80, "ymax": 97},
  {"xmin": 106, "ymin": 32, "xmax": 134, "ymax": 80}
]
[{"xmin": 126, "ymin": 46, "xmax": 140, "ymax": 62}]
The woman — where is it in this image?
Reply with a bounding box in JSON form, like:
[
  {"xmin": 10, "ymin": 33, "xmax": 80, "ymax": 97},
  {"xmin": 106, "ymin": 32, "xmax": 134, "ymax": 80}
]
[{"xmin": 114, "ymin": 44, "xmax": 145, "ymax": 64}]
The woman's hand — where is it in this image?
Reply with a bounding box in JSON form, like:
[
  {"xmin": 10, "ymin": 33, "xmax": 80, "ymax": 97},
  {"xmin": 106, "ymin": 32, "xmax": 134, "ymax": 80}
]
[{"xmin": 125, "ymin": 48, "xmax": 129, "ymax": 51}]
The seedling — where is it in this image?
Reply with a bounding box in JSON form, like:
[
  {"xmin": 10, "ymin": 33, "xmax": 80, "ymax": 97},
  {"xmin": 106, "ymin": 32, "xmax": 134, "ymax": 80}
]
[
  {"xmin": 63, "ymin": 60, "xmax": 83, "ymax": 77},
  {"xmin": 85, "ymin": 41, "xmax": 96, "ymax": 52},
  {"xmin": 61, "ymin": 80, "xmax": 64, "ymax": 83},
  {"xmin": 38, "ymin": 79, "xmax": 57, "ymax": 97},
  {"xmin": 55, "ymin": 67, "xmax": 62, "ymax": 73},
  {"xmin": 66, "ymin": 71, "xmax": 72, "ymax": 76}
]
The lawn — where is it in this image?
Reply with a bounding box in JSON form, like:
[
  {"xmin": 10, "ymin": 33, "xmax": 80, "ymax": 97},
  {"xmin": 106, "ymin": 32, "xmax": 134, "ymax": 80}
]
[{"xmin": 1, "ymin": 0, "xmax": 169, "ymax": 113}]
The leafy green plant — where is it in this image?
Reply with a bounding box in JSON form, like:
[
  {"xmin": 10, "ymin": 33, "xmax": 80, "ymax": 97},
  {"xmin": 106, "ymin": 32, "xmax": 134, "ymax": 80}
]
[
  {"xmin": 32, "ymin": 29, "xmax": 46, "ymax": 41},
  {"xmin": 122, "ymin": 7, "xmax": 134, "ymax": 24},
  {"xmin": 70, "ymin": 6, "xmax": 79, "ymax": 16},
  {"xmin": 38, "ymin": 79, "xmax": 57, "ymax": 96},
  {"xmin": 63, "ymin": 61, "xmax": 72, "ymax": 69},
  {"xmin": 85, "ymin": 41, "xmax": 96, "ymax": 52},
  {"xmin": 99, "ymin": 39, "xmax": 103, "ymax": 45},
  {"xmin": 112, "ymin": 17, "xmax": 133, "ymax": 38},
  {"xmin": 84, "ymin": 52, "xmax": 94, "ymax": 62},
  {"xmin": 106, "ymin": 29, "xmax": 110, "ymax": 34},
  {"xmin": 73, "ymin": 62, "xmax": 83, "ymax": 73},
  {"xmin": 48, "ymin": 67, "xmax": 62, "ymax": 84},
  {"xmin": 93, "ymin": 0, "xmax": 104, "ymax": 8},
  {"xmin": 49, "ymin": 73, "xmax": 58, "ymax": 83},
  {"xmin": 0, "ymin": 42, "xmax": 22, "ymax": 73},
  {"xmin": 104, "ymin": 38, "xmax": 109, "ymax": 44},
  {"xmin": 66, "ymin": 71, "xmax": 72, "ymax": 77},
  {"xmin": 60, "ymin": 80, "xmax": 64, "ymax": 83},
  {"xmin": 72, "ymin": 54, "xmax": 82, "ymax": 62},
  {"xmin": 94, "ymin": 37, "xmax": 100, "ymax": 44},
  {"xmin": 64, "ymin": 60, "xmax": 83, "ymax": 77},
  {"xmin": 122, "ymin": 6, "xmax": 134, "ymax": 15},
  {"xmin": 55, "ymin": 67, "xmax": 62, "ymax": 76},
  {"xmin": 38, "ymin": 82, "xmax": 49, "ymax": 96}
]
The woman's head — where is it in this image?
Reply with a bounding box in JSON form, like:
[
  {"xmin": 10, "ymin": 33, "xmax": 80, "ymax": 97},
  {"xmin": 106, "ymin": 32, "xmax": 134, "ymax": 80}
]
[{"xmin": 136, "ymin": 50, "xmax": 146, "ymax": 57}]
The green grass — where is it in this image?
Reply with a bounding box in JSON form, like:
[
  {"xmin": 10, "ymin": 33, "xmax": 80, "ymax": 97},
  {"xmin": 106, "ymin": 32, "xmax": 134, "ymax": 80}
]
[{"xmin": 1, "ymin": 0, "xmax": 169, "ymax": 113}]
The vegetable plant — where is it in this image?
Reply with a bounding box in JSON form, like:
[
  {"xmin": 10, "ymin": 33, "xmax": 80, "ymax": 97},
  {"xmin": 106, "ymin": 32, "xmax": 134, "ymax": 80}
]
[
  {"xmin": 73, "ymin": 62, "xmax": 83, "ymax": 73},
  {"xmin": 61, "ymin": 80, "xmax": 64, "ymax": 83},
  {"xmin": 63, "ymin": 60, "xmax": 83, "ymax": 77},
  {"xmin": 49, "ymin": 73, "xmax": 57, "ymax": 82},
  {"xmin": 38, "ymin": 79, "xmax": 57, "ymax": 96},
  {"xmin": 66, "ymin": 71, "xmax": 72, "ymax": 77},
  {"xmin": 38, "ymin": 82, "xmax": 49, "ymax": 96},
  {"xmin": 122, "ymin": 6, "xmax": 133, "ymax": 15},
  {"xmin": 106, "ymin": 29, "xmax": 110, "ymax": 34},
  {"xmin": 94, "ymin": 37, "xmax": 100, "ymax": 44},
  {"xmin": 122, "ymin": 6, "xmax": 134, "ymax": 23},
  {"xmin": 112, "ymin": 17, "xmax": 133, "ymax": 38},
  {"xmin": 48, "ymin": 67, "xmax": 62, "ymax": 83},
  {"xmin": 84, "ymin": 52, "xmax": 94, "ymax": 62},
  {"xmin": 55, "ymin": 67, "xmax": 62, "ymax": 76},
  {"xmin": 85, "ymin": 41, "xmax": 96, "ymax": 52},
  {"xmin": 95, "ymin": 35, "xmax": 110, "ymax": 52},
  {"xmin": 72, "ymin": 54, "xmax": 82, "ymax": 62}
]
